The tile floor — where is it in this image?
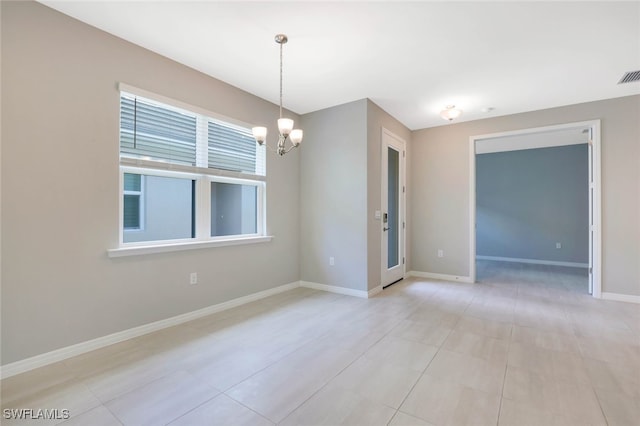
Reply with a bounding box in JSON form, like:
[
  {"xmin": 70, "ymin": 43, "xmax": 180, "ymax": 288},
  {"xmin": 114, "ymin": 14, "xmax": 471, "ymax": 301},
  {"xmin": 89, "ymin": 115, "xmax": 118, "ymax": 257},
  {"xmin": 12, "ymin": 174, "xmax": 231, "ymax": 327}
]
[{"xmin": 2, "ymin": 260, "xmax": 639, "ymax": 425}]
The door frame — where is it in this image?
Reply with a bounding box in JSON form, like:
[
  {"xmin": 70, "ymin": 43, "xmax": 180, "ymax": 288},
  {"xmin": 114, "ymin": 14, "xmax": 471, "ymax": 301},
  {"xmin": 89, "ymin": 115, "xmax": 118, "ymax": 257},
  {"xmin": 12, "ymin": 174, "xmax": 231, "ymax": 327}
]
[
  {"xmin": 381, "ymin": 127, "xmax": 407, "ymax": 287},
  {"xmin": 469, "ymin": 119, "xmax": 602, "ymax": 297}
]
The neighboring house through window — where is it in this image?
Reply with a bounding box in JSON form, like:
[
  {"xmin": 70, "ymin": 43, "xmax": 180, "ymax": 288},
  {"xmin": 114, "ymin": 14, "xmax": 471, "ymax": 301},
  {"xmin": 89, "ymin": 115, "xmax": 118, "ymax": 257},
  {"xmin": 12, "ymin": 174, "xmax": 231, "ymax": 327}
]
[{"xmin": 123, "ymin": 173, "xmax": 143, "ymax": 231}]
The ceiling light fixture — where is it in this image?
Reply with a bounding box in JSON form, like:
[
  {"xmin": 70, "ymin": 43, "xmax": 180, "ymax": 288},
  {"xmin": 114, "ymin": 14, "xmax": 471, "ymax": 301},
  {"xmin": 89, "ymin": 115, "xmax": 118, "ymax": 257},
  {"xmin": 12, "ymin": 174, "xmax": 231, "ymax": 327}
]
[
  {"xmin": 440, "ymin": 105, "xmax": 462, "ymax": 121},
  {"xmin": 252, "ymin": 34, "xmax": 302, "ymax": 156}
]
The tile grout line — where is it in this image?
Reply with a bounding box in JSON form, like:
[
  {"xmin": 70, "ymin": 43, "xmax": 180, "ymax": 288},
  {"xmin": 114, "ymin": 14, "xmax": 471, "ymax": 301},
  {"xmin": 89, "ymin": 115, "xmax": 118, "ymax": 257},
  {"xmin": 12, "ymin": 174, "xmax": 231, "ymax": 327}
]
[
  {"xmin": 570, "ymin": 324, "xmax": 611, "ymax": 426},
  {"xmin": 224, "ymin": 295, "xmax": 395, "ymax": 425},
  {"xmin": 388, "ymin": 302, "xmax": 464, "ymax": 425},
  {"xmin": 494, "ymin": 321, "xmax": 514, "ymax": 426},
  {"xmin": 279, "ymin": 300, "xmax": 428, "ymax": 425},
  {"xmin": 161, "ymin": 392, "xmax": 223, "ymax": 426},
  {"xmin": 275, "ymin": 297, "xmax": 426, "ymax": 425}
]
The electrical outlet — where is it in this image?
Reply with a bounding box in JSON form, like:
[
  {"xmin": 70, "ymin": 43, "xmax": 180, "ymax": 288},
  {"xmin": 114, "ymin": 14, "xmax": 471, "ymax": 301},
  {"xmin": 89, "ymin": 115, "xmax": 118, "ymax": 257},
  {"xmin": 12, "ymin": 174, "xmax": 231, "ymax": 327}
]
[
  {"xmin": 437, "ymin": 249, "xmax": 444, "ymax": 258},
  {"xmin": 189, "ymin": 272, "xmax": 198, "ymax": 285},
  {"xmin": 329, "ymin": 256, "xmax": 335, "ymax": 266},
  {"xmin": 556, "ymin": 242, "xmax": 562, "ymax": 249}
]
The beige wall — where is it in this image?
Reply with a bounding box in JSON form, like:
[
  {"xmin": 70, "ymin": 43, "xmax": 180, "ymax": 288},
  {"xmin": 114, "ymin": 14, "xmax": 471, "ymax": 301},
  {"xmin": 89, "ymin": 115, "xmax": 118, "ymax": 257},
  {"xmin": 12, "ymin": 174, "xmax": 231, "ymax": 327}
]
[
  {"xmin": 410, "ymin": 95, "xmax": 640, "ymax": 297},
  {"xmin": 299, "ymin": 100, "xmax": 368, "ymax": 291},
  {"xmin": 1, "ymin": 1, "xmax": 300, "ymax": 364}
]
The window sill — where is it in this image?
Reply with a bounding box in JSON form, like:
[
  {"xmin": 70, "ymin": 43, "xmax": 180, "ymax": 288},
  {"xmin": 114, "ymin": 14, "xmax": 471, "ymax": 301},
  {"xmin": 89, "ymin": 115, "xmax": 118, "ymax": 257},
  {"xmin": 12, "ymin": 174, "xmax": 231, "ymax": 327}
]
[{"xmin": 107, "ymin": 235, "xmax": 273, "ymax": 258}]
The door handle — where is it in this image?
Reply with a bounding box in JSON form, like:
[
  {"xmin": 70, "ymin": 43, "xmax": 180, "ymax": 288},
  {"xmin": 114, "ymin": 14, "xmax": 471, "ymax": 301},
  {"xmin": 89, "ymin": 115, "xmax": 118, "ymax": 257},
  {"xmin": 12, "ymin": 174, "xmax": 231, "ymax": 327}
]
[{"xmin": 383, "ymin": 227, "xmax": 391, "ymax": 232}]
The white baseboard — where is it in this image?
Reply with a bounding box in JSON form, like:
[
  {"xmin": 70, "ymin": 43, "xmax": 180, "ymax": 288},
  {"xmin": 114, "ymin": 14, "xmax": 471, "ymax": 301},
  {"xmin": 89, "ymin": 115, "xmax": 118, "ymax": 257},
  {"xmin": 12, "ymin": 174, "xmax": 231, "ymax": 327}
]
[
  {"xmin": 409, "ymin": 271, "xmax": 474, "ymax": 283},
  {"xmin": 0, "ymin": 281, "xmax": 300, "ymax": 380},
  {"xmin": 476, "ymin": 255, "xmax": 588, "ymax": 268},
  {"xmin": 600, "ymin": 292, "xmax": 640, "ymax": 304},
  {"xmin": 300, "ymin": 281, "xmax": 370, "ymax": 299},
  {"xmin": 368, "ymin": 285, "xmax": 383, "ymax": 297}
]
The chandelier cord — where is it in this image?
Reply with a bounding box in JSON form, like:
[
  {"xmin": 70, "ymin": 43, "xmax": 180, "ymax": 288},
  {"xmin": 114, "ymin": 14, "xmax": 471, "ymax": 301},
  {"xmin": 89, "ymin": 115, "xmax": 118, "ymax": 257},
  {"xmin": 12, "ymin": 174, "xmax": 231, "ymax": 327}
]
[{"xmin": 279, "ymin": 40, "xmax": 283, "ymax": 119}]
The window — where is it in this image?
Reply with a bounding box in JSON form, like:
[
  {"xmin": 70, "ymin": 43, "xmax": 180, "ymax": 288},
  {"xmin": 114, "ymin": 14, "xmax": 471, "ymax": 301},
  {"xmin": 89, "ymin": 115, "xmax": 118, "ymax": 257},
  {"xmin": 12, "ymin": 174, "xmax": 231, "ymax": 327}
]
[
  {"xmin": 115, "ymin": 85, "xmax": 267, "ymax": 253},
  {"xmin": 123, "ymin": 173, "xmax": 195, "ymax": 243}
]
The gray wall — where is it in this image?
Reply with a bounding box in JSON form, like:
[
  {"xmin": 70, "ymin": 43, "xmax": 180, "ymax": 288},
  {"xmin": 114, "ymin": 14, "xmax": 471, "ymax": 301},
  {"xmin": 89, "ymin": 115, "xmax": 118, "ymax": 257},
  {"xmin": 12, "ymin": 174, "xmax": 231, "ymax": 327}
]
[
  {"xmin": 476, "ymin": 145, "xmax": 589, "ymax": 264},
  {"xmin": 298, "ymin": 99, "xmax": 411, "ymax": 293},
  {"xmin": 411, "ymin": 95, "xmax": 640, "ymax": 296},
  {"xmin": 1, "ymin": 1, "xmax": 300, "ymax": 364},
  {"xmin": 299, "ymin": 100, "xmax": 369, "ymax": 291}
]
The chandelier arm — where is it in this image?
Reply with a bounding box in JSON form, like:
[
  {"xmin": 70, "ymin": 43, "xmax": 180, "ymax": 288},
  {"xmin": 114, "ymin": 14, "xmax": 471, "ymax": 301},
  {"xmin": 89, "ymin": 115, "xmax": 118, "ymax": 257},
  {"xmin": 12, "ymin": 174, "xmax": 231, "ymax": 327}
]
[
  {"xmin": 260, "ymin": 137, "xmax": 299, "ymax": 155},
  {"xmin": 282, "ymin": 143, "xmax": 299, "ymax": 154}
]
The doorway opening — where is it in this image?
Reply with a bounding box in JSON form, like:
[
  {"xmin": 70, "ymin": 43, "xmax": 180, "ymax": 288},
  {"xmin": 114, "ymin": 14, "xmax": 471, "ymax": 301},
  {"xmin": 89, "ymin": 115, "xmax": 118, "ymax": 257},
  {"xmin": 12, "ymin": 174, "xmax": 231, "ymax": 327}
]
[{"xmin": 469, "ymin": 120, "xmax": 601, "ymax": 297}]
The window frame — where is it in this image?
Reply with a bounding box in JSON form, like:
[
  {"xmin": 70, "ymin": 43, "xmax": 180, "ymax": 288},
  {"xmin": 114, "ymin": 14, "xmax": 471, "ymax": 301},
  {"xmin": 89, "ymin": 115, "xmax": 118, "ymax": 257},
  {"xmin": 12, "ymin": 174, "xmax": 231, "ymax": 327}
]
[
  {"xmin": 205, "ymin": 175, "xmax": 266, "ymax": 240},
  {"xmin": 109, "ymin": 84, "xmax": 271, "ymax": 258}
]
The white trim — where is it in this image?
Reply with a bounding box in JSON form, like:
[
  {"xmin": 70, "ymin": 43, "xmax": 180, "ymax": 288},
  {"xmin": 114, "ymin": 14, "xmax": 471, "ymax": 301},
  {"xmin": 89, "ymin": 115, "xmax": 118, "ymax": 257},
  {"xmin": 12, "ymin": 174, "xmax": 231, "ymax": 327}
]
[
  {"xmin": 591, "ymin": 120, "xmax": 602, "ymax": 298},
  {"xmin": 300, "ymin": 281, "xmax": 370, "ymax": 299},
  {"xmin": 119, "ymin": 157, "xmax": 267, "ymax": 182},
  {"xmin": 475, "ymin": 127, "xmax": 589, "ymax": 154},
  {"xmin": 409, "ymin": 271, "xmax": 474, "ymax": 283},
  {"xmin": 476, "ymin": 255, "xmax": 588, "ymax": 268},
  {"xmin": 469, "ymin": 133, "xmax": 477, "ymax": 284},
  {"xmin": 469, "ymin": 120, "xmax": 600, "ymax": 142},
  {"xmin": 469, "ymin": 119, "xmax": 602, "ymax": 298},
  {"xmin": 368, "ymin": 285, "xmax": 383, "ymax": 297},
  {"xmin": 600, "ymin": 292, "xmax": 640, "ymax": 304},
  {"xmin": 0, "ymin": 281, "xmax": 299, "ymax": 379},
  {"xmin": 108, "ymin": 235, "xmax": 273, "ymax": 258}
]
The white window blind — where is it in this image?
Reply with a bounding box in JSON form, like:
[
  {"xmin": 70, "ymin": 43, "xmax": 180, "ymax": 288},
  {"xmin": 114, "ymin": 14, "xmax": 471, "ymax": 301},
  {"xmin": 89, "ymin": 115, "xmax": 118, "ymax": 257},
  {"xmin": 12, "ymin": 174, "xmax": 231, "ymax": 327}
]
[
  {"xmin": 119, "ymin": 92, "xmax": 265, "ymax": 177},
  {"xmin": 208, "ymin": 120, "xmax": 263, "ymax": 176},
  {"xmin": 120, "ymin": 94, "xmax": 197, "ymax": 166}
]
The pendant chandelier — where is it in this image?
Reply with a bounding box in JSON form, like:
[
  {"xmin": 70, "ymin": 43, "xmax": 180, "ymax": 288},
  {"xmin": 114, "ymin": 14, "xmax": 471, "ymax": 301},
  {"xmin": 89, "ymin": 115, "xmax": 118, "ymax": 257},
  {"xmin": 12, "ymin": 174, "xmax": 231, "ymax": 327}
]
[{"xmin": 252, "ymin": 34, "xmax": 303, "ymax": 156}]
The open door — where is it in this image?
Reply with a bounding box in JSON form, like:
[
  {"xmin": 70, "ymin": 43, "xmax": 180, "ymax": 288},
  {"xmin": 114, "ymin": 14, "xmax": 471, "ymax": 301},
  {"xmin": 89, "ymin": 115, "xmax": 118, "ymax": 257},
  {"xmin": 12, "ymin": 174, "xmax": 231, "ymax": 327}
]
[{"xmin": 381, "ymin": 129, "xmax": 406, "ymax": 288}]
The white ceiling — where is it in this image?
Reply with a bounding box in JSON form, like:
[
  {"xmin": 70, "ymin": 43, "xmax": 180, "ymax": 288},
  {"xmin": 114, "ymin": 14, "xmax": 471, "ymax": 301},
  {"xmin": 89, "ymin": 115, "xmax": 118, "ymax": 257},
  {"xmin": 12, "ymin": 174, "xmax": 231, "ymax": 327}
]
[{"xmin": 40, "ymin": 1, "xmax": 640, "ymax": 130}]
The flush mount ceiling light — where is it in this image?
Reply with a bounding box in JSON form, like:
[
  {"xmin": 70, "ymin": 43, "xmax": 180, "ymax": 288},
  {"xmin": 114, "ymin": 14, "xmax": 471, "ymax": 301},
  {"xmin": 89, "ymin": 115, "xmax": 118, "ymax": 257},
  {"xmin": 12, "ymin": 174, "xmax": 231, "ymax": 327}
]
[
  {"xmin": 252, "ymin": 34, "xmax": 302, "ymax": 156},
  {"xmin": 440, "ymin": 105, "xmax": 462, "ymax": 121}
]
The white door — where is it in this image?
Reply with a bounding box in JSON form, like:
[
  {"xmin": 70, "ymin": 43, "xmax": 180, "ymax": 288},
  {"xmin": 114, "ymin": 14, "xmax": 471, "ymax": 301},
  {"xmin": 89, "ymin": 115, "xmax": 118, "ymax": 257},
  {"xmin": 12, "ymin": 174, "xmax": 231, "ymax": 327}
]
[{"xmin": 381, "ymin": 129, "xmax": 406, "ymax": 287}]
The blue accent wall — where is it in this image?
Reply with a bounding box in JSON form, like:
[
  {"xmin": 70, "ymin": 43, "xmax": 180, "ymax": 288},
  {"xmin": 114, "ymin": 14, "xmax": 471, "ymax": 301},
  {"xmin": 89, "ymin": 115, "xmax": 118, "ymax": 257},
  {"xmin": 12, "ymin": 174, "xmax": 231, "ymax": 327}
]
[{"xmin": 476, "ymin": 144, "xmax": 589, "ymax": 264}]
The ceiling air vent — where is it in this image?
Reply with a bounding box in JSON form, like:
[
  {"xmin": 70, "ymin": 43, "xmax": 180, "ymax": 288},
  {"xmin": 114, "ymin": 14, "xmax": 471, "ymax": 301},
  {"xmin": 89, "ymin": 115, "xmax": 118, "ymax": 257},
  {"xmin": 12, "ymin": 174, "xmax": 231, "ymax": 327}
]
[{"xmin": 618, "ymin": 70, "xmax": 640, "ymax": 84}]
